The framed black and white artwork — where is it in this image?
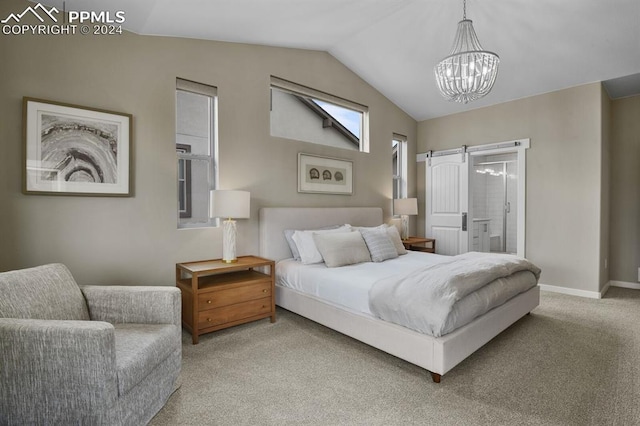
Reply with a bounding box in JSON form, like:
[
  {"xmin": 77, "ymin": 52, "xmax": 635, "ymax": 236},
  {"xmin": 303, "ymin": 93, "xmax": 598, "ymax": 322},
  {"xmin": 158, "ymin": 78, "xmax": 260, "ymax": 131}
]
[{"xmin": 23, "ymin": 97, "xmax": 133, "ymax": 196}]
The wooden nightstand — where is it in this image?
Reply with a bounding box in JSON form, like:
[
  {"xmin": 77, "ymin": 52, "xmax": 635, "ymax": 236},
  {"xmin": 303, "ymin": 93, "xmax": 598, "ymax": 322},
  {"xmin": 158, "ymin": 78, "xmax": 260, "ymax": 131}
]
[
  {"xmin": 401, "ymin": 237, "xmax": 436, "ymax": 253},
  {"xmin": 176, "ymin": 255, "xmax": 275, "ymax": 344}
]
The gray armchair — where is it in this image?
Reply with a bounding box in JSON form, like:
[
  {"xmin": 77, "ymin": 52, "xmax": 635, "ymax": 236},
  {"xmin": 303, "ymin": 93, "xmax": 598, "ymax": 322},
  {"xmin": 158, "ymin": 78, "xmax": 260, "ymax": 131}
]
[{"xmin": 0, "ymin": 264, "xmax": 182, "ymax": 425}]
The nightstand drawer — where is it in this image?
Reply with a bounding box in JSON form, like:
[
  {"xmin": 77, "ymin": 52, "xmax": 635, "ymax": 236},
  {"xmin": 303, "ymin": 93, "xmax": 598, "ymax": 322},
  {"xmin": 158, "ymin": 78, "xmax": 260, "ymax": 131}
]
[
  {"xmin": 198, "ymin": 280, "xmax": 271, "ymax": 310},
  {"xmin": 198, "ymin": 297, "xmax": 272, "ymax": 328}
]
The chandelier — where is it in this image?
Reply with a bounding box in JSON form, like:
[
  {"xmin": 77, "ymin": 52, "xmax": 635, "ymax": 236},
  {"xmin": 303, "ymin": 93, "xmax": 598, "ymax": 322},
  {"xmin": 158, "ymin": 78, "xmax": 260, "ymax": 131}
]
[{"xmin": 434, "ymin": 0, "xmax": 500, "ymax": 103}]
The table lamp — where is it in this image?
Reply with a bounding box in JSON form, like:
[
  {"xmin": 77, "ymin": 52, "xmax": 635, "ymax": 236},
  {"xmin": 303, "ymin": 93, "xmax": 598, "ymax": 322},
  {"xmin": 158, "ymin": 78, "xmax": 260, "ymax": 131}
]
[
  {"xmin": 393, "ymin": 198, "xmax": 418, "ymax": 240},
  {"xmin": 210, "ymin": 190, "xmax": 250, "ymax": 263}
]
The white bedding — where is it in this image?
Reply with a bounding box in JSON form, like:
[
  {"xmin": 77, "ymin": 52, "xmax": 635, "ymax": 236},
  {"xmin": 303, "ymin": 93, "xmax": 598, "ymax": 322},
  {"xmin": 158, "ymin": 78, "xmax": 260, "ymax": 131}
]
[
  {"xmin": 276, "ymin": 252, "xmax": 447, "ymax": 315},
  {"xmin": 370, "ymin": 251, "xmax": 540, "ymax": 337},
  {"xmin": 276, "ymin": 251, "xmax": 539, "ymax": 337}
]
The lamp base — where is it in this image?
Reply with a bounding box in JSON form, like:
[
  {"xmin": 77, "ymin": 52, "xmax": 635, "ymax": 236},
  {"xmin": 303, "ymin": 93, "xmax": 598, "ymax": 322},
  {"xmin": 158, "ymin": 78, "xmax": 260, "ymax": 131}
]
[
  {"xmin": 222, "ymin": 219, "xmax": 237, "ymax": 263},
  {"xmin": 400, "ymin": 215, "xmax": 409, "ymax": 240}
]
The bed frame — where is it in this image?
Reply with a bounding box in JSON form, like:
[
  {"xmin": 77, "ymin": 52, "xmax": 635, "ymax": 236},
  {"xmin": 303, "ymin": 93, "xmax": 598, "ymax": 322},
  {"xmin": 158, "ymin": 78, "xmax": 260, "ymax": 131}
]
[{"xmin": 259, "ymin": 207, "xmax": 539, "ymax": 382}]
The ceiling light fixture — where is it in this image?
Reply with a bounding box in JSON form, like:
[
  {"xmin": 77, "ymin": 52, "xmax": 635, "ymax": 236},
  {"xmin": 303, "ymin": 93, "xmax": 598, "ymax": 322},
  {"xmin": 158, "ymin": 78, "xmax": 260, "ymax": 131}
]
[{"xmin": 434, "ymin": 0, "xmax": 500, "ymax": 103}]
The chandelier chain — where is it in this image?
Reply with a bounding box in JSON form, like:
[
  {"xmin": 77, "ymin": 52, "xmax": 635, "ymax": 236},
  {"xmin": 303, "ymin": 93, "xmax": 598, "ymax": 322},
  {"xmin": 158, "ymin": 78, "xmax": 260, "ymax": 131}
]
[{"xmin": 463, "ymin": 0, "xmax": 466, "ymax": 20}]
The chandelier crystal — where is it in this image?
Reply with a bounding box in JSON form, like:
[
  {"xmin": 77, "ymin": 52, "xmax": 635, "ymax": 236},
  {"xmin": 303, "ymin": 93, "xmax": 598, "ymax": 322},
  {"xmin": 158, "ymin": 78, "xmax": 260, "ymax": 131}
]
[{"xmin": 434, "ymin": 0, "xmax": 499, "ymax": 103}]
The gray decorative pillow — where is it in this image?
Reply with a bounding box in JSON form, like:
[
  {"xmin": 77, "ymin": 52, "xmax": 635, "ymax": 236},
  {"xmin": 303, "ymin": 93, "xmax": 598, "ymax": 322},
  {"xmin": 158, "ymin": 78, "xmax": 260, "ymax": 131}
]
[
  {"xmin": 359, "ymin": 227, "xmax": 399, "ymax": 262},
  {"xmin": 386, "ymin": 225, "xmax": 408, "ymax": 255},
  {"xmin": 313, "ymin": 231, "xmax": 371, "ymax": 268}
]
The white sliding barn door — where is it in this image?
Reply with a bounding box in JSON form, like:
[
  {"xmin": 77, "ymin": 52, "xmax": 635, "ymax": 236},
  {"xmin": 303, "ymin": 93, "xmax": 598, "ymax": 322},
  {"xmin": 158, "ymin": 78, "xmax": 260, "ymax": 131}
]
[{"xmin": 425, "ymin": 154, "xmax": 469, "ymax": 255}]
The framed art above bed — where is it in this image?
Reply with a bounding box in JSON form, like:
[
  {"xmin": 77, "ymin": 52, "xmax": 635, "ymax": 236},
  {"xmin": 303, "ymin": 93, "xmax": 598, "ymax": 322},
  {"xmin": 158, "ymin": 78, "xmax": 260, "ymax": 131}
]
[{"xmin": 298, "ymin": 153, "xmax": 353, "ymax": 195}]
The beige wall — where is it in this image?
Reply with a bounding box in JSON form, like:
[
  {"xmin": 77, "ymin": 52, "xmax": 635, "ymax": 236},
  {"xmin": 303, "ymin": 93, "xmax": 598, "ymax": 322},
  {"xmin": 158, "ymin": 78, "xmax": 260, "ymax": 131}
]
[
  {"xmin": 0, "ymin": 0, "xmax": 417, "ymax": 285},
  {"xmin": 418, "ymin": 83, "xmax": 605, "ymax": 293},
  {"xmin": 609, "ymin": 95, "xmax": 640, "ymax": 283}
]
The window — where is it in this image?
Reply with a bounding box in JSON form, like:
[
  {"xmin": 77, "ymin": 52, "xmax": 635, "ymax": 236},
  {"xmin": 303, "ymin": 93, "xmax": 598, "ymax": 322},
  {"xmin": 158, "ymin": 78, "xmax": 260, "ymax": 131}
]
[
  {"xmin": 392, "ymin": 134, "xmax": 408, "ymax": 202},
  {"xmin": 270, "ymin": 76, "xmax": 369, "ymax": 152},
  {"xmin": 176, "ymin": 144, "xmax": 191, "ymax": 218},
  {"xmin": 176, "ymin": 78, "xmax": 217, "ymax": 228}
]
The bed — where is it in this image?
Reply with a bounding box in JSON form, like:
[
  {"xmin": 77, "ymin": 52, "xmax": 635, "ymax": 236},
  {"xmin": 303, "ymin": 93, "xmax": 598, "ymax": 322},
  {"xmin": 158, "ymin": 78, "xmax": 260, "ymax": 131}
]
[{"xmin": 259, "ymin": 207, "xmax": 540, "ymax": 382}]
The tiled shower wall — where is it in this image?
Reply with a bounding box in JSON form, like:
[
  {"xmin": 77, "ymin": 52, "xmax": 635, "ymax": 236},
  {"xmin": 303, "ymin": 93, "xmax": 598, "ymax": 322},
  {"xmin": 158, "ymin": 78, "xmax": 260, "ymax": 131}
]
[{"xmin": 472, "ymin": 153, "xmax": 517, "ymax": 254}]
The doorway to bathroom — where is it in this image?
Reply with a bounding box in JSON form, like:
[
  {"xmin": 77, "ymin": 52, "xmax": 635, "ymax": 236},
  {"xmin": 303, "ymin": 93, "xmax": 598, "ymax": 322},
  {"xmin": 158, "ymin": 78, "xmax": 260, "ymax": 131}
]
[
  {"xmin": 421, "ymin": 139, "xmax": 528, "ymax": 257},
  {"xmin": 470, "ymin": 152, "xmax": 517, "ymax": 254}
]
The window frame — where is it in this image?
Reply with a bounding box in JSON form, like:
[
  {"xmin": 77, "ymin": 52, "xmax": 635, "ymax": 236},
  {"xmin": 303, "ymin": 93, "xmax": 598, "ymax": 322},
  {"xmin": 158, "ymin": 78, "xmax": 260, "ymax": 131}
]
[
  {"xmin": 176, "ymin": 78, "xmax": 218, "ymax": 229},
  {"xmin": 270, "ymin": 76, "xmax": 370, "ymax": 153},
  {"xmin": 392, "ymin": 133, "xmax": 408, "ymax": 206}
]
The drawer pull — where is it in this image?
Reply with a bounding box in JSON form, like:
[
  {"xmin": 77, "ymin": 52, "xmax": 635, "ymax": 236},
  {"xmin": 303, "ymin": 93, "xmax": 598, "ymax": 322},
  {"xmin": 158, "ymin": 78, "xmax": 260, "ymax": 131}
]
[
  {"xmin": 262, "ymin": 289, "xmax": 267, "ymax": 293},
  {"xmin": 262, "ymin": 305, "xmax": 266, "ymax": 308},
  {"xmin": 207, "ymin": 318, "xmax": 212, "ymax": 322},
  {"xmin": 207, "ymin": 300, "xmax": 212, "ymax": 304}
]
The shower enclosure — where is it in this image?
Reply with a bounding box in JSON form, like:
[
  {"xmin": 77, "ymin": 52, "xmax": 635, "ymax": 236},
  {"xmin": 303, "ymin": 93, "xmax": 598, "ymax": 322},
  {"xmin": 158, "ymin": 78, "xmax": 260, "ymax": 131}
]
[{"xmin": 470, "ymin": 153, "xmax": 518, "ymax": 254}]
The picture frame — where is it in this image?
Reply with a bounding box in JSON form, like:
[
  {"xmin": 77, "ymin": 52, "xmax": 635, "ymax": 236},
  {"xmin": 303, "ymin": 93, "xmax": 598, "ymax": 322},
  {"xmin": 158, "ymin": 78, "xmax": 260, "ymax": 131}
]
[
  {"xmin": 23, "ymin": 97, "xmax": 133, "ymax": 196},
  {"xmin": 298, "ymin": 153, "xmax": 353, "ymax": 195}
]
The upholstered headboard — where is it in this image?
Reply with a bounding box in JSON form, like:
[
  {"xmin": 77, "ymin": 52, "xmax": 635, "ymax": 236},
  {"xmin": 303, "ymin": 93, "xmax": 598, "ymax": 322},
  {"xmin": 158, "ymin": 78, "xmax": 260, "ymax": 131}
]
[{"xmin": 259, "ymin": 207, "xmax": 383, "ymax": 261}]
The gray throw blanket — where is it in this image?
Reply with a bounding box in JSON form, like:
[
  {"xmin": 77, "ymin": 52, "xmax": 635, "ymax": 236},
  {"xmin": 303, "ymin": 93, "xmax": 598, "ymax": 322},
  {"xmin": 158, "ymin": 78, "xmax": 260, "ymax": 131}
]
[{"xmin": 369, "ymin": 252, "xmax": 541, "ymax": 337}]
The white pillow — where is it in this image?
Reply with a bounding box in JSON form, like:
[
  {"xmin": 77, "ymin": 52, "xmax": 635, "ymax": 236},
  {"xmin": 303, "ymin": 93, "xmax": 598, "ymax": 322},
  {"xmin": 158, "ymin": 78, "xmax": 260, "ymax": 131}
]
[
  {"xmin": 284, "ymin": 225, "xmax": 342, "ymax": 260},
  {"xmin": 313, "ymin": 232, "xmax": 371, "ymax": 268},
  {"xmin": 292, "ymin": 225, "xmax": 351, "ymax": 264},
  {"xmin": 283, "ymin": 229, "xmax": 302, "ymax": 260},
  {"xmin": 386, "ymin": 225, "xmax": 408, "ymax": 255},
  {"xmin": 359, "ymin": 227, "xmax": 399, "ymax": 262}
]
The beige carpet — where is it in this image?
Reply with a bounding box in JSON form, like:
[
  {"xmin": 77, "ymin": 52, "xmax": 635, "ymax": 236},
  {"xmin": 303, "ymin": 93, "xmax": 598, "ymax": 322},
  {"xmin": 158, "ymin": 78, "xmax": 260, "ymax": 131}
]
[{"xmin": 150, "ymin": 287, "xmax": 640, "ymax": 425}]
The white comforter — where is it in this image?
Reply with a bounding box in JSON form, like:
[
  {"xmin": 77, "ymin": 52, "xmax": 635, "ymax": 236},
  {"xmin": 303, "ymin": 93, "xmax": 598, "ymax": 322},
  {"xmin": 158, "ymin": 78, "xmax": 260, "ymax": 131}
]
[
  {"xmin": 369, "ymin": 252, "xmax": 541, "ymax": 337},
  {"xmin": 276, "ymin": 252, "xmax": 447, "ymax": 315}
]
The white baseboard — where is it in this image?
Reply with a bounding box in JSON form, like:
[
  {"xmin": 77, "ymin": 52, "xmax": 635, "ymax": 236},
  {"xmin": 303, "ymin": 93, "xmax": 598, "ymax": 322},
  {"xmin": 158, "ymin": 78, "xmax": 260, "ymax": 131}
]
[
  {"xmin": 609, "ymin": 280, "xmax": 640, "ymax": 290},
  {"xmin": 539, "ymin": 281, "xmax": 640, "ymax": 299},
  {"xmin": 537, "ymin": 283, "xmax": 604, "ymax": 299}
]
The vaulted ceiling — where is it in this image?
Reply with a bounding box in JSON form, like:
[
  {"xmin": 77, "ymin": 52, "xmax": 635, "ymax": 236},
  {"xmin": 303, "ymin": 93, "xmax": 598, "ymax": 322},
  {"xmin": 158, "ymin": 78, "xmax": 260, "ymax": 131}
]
[{"xmin": 38, "ymin": 0, "xmax": 640, "ymax": 120}]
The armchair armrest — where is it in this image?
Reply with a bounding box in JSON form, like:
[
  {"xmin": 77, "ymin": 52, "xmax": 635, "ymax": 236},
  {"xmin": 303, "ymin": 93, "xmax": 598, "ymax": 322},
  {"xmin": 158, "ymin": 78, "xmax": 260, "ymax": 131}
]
[
  {"xmin": 81, "ymin": 285, "xmax": 181, "ymax": 327},
  {"xmin": 0, "ymin": 318, "xmax": 118, "ymax": 422}
]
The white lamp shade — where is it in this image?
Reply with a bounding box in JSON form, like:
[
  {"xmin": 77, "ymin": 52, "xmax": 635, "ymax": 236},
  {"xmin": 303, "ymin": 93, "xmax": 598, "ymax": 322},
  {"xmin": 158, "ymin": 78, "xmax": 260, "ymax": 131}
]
[
  {"xmin": 393, "ymin": 198, "xmax": 418, "ymax": 216},
  {"xmin": 210, "ymin": 190, "xmax": 250, "ymax": 219}
]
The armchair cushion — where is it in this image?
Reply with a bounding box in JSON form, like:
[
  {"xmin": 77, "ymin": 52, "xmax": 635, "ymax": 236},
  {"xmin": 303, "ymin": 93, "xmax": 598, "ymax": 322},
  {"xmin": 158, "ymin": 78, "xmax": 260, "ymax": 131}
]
[
  {"xmin": 114, "ymin": 323, "xmax": 178, "ymax": 396},
  {"xmin": 0, "ymin": 264, "xmax": 89, "ymax": 320}
]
